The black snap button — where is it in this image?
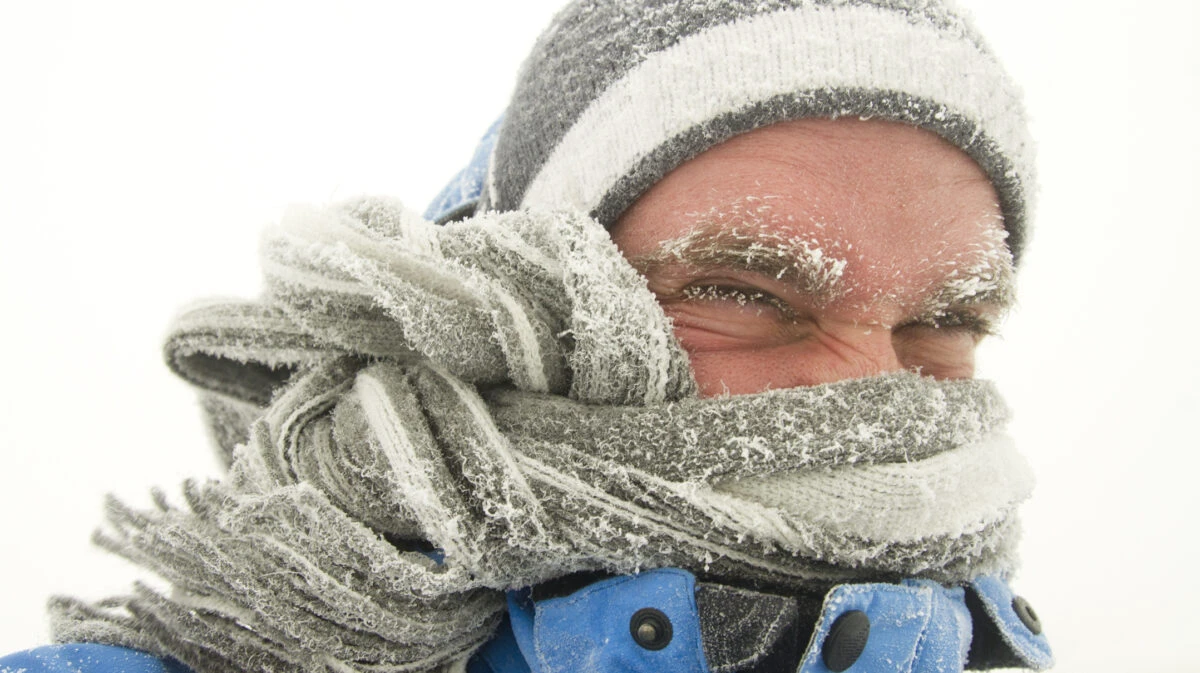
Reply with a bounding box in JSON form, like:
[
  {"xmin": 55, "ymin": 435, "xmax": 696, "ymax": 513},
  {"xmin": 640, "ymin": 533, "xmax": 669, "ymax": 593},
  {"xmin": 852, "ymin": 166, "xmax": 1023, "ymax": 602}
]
[
  {"xmin": 822, "ymin": 610, "xmax": 870, "ymax": 672},
  {"xmin": 1012, "ymin": 596, "xmax": 1042, "ymax": 635},
  {"xmin": 630, "ymin": 608, "xmax": 673, "ymax": 650}
]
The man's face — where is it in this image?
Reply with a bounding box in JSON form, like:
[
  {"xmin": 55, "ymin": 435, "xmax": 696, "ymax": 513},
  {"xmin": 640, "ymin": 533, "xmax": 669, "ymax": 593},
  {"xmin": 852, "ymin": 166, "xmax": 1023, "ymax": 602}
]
[{"xmin": 611, "ymin": 118, "xmax": 1013, "ymax": 397}]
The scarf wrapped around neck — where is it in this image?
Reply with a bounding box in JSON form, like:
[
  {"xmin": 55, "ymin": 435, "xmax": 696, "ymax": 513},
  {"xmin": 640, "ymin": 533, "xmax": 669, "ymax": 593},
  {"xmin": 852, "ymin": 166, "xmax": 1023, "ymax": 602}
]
[{"xmin": 50, "ymin": 197, "xmax": 1034, "ymax": 673}]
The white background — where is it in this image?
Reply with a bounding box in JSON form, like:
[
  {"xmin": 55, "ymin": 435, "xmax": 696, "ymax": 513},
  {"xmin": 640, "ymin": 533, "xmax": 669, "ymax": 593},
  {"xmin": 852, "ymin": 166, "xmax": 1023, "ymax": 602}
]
[{"xmin": 1, "ymin": 1, "xmax": 1197, "ymax": 670}]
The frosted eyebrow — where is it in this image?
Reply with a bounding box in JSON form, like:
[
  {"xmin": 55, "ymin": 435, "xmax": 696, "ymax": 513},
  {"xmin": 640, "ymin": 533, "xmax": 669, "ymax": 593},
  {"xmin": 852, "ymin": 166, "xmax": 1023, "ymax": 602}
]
[
  {"xmin": 626, "ymin": 221, "xmax": 850, "ymax": 305},
  {"xmin": 923, "ymin": 253, "xmax": 1017, "ymax": 313}
]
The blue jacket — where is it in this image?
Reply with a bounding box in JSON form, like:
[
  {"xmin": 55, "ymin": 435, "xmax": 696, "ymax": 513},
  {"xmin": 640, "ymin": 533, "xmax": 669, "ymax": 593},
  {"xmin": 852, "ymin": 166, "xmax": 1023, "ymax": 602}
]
[{"xmin": 1, "ymin": 570, "xmax": 1051, "ymax": 672}]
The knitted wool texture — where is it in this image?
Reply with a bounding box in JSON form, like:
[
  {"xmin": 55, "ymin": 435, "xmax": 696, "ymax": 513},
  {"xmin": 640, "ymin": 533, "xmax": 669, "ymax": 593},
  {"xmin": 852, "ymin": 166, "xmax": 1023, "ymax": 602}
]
[
  {"xmin": 50, "ymin": 199, "xmax": 1035, "ymax": 672},
  {"xmin": 484, "ymin": 0, "xmax": 1035, "ymax": 260}
]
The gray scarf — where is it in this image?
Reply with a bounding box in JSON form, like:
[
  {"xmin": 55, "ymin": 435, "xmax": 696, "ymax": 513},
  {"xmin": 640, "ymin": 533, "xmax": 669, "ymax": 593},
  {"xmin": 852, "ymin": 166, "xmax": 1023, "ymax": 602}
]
[{"xmin": 50, "ymin": 197, "xmax": 1034, "ymax": 672}]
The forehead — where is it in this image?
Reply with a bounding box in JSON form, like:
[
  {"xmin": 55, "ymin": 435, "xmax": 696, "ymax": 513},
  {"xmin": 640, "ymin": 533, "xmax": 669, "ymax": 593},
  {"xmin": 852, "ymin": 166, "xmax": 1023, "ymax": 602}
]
[{"xmin": 611, "ymin": 118, "xmax": 1009, "ymax": 308}]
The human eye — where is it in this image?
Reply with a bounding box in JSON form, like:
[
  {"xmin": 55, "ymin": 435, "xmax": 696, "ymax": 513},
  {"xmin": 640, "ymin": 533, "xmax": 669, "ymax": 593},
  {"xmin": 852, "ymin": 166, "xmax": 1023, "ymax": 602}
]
[
  {"xmin": 651, "ymin": 280, "xmax": 809, "ymax": 346},
  {"xmin": 678, "ymin": 283, "xmax": 796, "ymax": 319},
  {"xmin": 892, "ymin": 309, "xmax": 997, "ymax": 379},
  {"xmin": 899, "ymin": 309, "xmax": 998, "ymax": 339}
]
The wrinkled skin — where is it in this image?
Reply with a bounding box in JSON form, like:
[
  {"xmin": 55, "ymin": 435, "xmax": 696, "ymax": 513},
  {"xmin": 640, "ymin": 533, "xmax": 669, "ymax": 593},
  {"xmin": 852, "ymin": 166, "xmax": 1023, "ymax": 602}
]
[{"xmin": 611, "ymin": 118, "xmax": 1013, "ymax": 396}]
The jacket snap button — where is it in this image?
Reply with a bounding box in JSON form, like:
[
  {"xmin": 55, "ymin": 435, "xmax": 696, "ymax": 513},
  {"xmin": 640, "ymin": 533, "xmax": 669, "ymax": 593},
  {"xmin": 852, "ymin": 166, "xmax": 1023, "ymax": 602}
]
[
  {"xmin": 1011, "ymin": 596, "xmax": 1042, "ymax": 635},
  {"xmin": 822, "ymin": 610, "xmax": 870, "ymax": 672},
  {"xmin": 630, "ymin": 608, "xmax": 673, "ymax": 650}
]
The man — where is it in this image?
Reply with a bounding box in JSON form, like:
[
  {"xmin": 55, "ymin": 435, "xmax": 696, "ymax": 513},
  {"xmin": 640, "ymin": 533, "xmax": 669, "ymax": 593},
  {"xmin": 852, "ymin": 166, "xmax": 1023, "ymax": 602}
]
[{"xmin": 1, "ymin": 0, "xmax": 1050, "ymax": 671}]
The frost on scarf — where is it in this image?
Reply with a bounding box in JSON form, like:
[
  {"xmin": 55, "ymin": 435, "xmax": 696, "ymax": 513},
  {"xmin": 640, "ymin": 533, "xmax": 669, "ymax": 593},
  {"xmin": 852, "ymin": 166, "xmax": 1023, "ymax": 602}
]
[{"xmin": 50, "ymin": 197, "xmax": 1034, "ymax": 673}]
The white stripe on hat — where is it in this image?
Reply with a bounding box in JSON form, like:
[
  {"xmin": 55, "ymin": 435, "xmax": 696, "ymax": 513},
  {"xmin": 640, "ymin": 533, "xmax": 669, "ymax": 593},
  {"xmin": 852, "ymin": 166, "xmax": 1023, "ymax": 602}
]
[{"xmin": 519, "ymin": 4, "xmax": 1029, "ymax": 214}]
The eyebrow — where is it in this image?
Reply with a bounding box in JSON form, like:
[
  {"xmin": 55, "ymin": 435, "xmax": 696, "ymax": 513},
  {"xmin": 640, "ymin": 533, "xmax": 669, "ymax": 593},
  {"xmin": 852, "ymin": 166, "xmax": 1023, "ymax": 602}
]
[
  {"xmin": 626, "ymin": 220, "xmax": 851, "ymax": 305},
  {"xmin": 921, "ymin": 253, "xmax": 1016, "ymax": 314}
]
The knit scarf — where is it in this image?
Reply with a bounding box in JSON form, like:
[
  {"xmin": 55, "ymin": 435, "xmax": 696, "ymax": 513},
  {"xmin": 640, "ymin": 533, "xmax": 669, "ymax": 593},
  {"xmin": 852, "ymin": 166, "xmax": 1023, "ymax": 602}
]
[{"xmin": 50, "ymin": 197, "xmax": 1034, "ymax": 672}]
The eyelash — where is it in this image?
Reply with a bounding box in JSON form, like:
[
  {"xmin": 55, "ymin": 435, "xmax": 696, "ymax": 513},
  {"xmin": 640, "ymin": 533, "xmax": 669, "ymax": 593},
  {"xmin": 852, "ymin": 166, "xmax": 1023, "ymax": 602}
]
[
  {"xmin": 680, "ymin": 285, "xmax": 997, "ymax": 336},
  {"xmin": 900, "ymin": 311, "xmax": 998, "ymax": 337},
  {"xmin": 679, "ymin": 284, "xmax": 796, "ymax": 318}
]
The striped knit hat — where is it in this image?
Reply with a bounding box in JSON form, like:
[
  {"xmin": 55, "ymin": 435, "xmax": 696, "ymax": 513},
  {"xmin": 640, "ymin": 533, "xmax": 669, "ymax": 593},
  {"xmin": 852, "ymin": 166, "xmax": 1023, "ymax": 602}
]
[{"xmin": 477, "ymin": 0, "xmax": 1035, "ymax": 260}]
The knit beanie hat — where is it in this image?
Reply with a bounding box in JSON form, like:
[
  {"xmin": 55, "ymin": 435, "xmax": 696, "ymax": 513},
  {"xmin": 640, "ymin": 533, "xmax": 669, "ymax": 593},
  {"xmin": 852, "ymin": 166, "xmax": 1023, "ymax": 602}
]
[{"xmin": 471, "ymin": 0, "xmax": 1034, "ymax": 260}]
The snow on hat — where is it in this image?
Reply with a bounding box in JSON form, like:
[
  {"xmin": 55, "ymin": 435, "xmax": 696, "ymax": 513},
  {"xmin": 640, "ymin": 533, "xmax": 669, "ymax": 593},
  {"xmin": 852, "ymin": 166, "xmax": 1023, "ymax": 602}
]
[{"xmin": 479, "ymin": 0, "xmax": 1035, "ymax": 260}]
